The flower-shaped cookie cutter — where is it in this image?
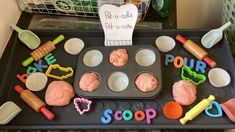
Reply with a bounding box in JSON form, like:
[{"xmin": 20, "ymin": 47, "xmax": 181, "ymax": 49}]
[
  {"xmin": 181, "ymin": 66, "xmax": 206, "ymax": 86},
  {"xmin": 74, "ymin": 98, "xmax": 92, "ymax": 115},
  {"xmin": 45, "ymin": 64, "xmax": 73, "ymax": 80}
]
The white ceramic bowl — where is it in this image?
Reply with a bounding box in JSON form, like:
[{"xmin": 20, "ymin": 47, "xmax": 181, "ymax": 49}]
[
  {"xmin": 208, "ymin": 68, "xmax": 231, "ymax": 88},
  {"xmin": 155, "ymin": 36, "xmax": 175, "ymax": 52},
  {"xmin": 64, "ymin": 38, "xmax": 84, "ymax": 55},
  {"xmin": 26, "ymin": 72, "xmax": 48, "ymax": 91}
]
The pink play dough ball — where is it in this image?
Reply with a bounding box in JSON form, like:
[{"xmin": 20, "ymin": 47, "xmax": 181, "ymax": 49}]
[
  {"xmin": 45, "ymin": 81, "xmax": 75, "ymax": 106},
  {"xmin": 172, "ymin": 80, "xmax": 197, "ymax": 106},
  {"xmin": 109, "ymin": 49, "xmax": 128, "ymax": 67},
  {"xmin": 135, "ymin": 73, "xmax": 158, "ymax": 92},
  {"xmin": 79, "ymin": 72, "xmax": 100, "ymax": 92}
]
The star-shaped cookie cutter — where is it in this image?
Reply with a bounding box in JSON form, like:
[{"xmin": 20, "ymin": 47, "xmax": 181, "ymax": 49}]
[{"xmin": 73, "ymin": 98, "xmax": 92, "ymax": 115}]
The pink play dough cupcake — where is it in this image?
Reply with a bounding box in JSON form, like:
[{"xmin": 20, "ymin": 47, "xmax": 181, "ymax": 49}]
[
  {"xmin": 172, "ymin": 80, "xmax": 197, "ymax": 106},
  {"xmin": 79, "ymin": 72, "xmax": 100, "ymax": 92},
  {"xmin": 135, "ymin": 73, "xmax": 158, "ymax": 92},
  {"xmin": 109, "ymin": 49, "xmax": 128, "ymax": 67},
  {"xmin": 45, "ymin": 81, "xmax": 75, "ymax": 106}
]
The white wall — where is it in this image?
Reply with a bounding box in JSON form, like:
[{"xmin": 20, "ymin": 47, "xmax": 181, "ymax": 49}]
[
  {"xmin": 0, "ymin": 1, "xmax": 21, "ymax": 58},
  {"xmin": 177, "ymin": 0, "xmax": 223, "ymax": 29}
]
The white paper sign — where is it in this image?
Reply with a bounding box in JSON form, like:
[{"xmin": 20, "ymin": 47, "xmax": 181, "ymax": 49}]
[{"xmin": 99, "ymin": 4, "xmax": 138, "ymax": 46}]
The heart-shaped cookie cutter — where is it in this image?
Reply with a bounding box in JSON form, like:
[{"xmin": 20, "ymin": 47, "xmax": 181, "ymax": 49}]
[
  {"xmin": 45, "ymin": 64, "xmax": 74, "ymax": 80},
  {"xmin": 181, "ymin": 66, "xmax": 206, "ymax": 86},
  {"xmin": 205, "ymin": 101, "xmax": 223, "ymax": 118},
  {"xmin": 74, "ymin": 98, "xmax": 92, "ymax": 115}
]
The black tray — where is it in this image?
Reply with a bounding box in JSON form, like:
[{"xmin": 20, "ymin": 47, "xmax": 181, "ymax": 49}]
[
  {"xmin": 74, "ymin": 45, "xmax": 162, "ymax": 99},
  {"xmin": 0, "ymin": 29, "xmax": 235, "ymax": 130}
]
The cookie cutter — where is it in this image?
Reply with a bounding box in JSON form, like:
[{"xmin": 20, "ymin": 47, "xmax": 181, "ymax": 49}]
[
  {"xmin": 205, "ymin": 101, "xmax": 223, "ymax": 118},
  {"xmin": 181, "ymin": 66, "xmax": 206, "ymax": 86},
  {"xmin": 74, "ymin": 98, "xmax": 92, "ymax": 115},
  {"xmin": 45, "ymin": 64, "xmax": 74, "ymax": 80}
]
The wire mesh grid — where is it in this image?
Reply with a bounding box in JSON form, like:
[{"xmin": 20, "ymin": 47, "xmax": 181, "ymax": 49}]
[{"xmin": 17, "ymin": 0, "xmax": 151, "ymax": 21}]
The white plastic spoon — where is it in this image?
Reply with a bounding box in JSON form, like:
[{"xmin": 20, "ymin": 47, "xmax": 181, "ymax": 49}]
[
  {"xmin": 201, "ymin": 22, "xmax": 231, "ymax": 49},
  {"xmin": 0, "ymin": 101, "xmax": 21, "ymax": 125}
]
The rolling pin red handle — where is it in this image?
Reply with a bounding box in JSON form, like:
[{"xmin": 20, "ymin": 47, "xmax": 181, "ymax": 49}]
[
  {"xmin": 40, "ymin": 107, "xmax": 55, "ymax": 120},
  {"xmin": 176, "ymin": 35, "xmax": 187, "ymax": 45},
  {"xmin": 15, "ymin": 85, "xmax": 24, "ymax": 94},
  {"xmin": 203, "ymin": 56, "xmax": 217, "ymax": 68}
]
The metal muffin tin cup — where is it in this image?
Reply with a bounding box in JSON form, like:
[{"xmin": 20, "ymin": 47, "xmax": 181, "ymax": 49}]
[
  {"xmin": 83, "ymin": 49, "xmax": 103, "ymax": 67},
  {"xmin": 135, "ymin": 49, "xmax": 156, "ymax": 67},
  {"xmin": 74, "ymin": 45, "xmax": 162, "ymax": 99},
  {"xmin": 79, "ymin": 71, "xmax": 101, "ymax": 92},
  {"xmin": 108, "ymin": 72, "xmax": 129, "ymax": 92}
]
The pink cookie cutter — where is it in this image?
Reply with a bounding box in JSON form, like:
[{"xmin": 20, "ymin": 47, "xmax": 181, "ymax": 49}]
[{"xmin": 74, "ymin": 98, "xmax": 92, "ymax": 115}]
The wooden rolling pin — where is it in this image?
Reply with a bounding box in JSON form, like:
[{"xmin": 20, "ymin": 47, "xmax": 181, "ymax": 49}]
[
  {"xmin": 15, "ymin": 85, "xmax": 55, "ymax": 120},
  {"xmin": 22, "ymin": 35, "xmax": 65, "ymax": 67},
  {"xmin": 176, "ymin": 35, "xmax": 216, "ymax": 68}
]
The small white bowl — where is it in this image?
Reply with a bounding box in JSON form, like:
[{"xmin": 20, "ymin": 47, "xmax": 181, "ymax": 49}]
[
  {"xmin": 208, "ymin": 68, "xmax": 231, "ymax": 88},
  {"xmin": 64, "ymin": 38, "xmax": 84, "ymax": 55},
  {"xmin": 155, "ymin": 36, "xmax": 175, "ymax": 52},
  {"xmin": 108, "ymin": 72, "xmax": 129, "ymax": 92},
  {"xmin": 26, "ymin": 72, "xmax": 48, "ymax": 91},
  {"xmin": 135, "ymin": 49, "xmax": 156, "ymax": 67},
  {"xmin": 83, "ymin": 50, "xmax": 103, "ymax": 67}
]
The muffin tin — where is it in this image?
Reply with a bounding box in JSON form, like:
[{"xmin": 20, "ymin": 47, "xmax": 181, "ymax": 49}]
[{"xmin": 74, "ymin": 45, "xmax": 162, "ymax": 99}]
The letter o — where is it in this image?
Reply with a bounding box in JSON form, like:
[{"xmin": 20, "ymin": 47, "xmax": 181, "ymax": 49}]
[
  {"xmin": 174, "ymin": 56, "xmax": 184, "ymax": 69},
  {"xmin": 122, "ymin": 110, "xmax": 133, "ymax": 121},
  {"xmin": 134, "ymin": 111, "xmax": 145, "ymax": 121}
]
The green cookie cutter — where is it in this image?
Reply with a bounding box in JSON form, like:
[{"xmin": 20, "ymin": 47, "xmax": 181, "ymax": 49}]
[{"xmin": 181, "ymin": 66, "xmax": 206, "ymax": 86}]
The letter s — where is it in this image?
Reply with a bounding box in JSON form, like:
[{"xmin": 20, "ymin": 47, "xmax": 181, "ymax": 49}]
[{"xmin": 101, "ymin": 109, "xmax": 113, "ymax": 124}]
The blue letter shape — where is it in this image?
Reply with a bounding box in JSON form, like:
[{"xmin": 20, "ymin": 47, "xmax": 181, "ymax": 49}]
[
  {"xmin": 34, "ymin": 59, "xmax": 48, "ymax": 72},
  {"xmin": 195, "ymin": 61, "xmax": 206, "ymax": 73},
  {"xmin": 101, "ymin": 109, "xmax": 113, "ymax": 124},
  {"xmin": 165, "ymin": 54, "xmax": 174, "ymax": 66},
  {"xmin": 184, "ymin": 58, "xmax": 194, "ymax": 69}
]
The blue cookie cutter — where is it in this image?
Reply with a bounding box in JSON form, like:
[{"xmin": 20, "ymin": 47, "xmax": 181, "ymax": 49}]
[{"xmin": 205, "ymin": 101, "xmax": 223, "ymax": 118}]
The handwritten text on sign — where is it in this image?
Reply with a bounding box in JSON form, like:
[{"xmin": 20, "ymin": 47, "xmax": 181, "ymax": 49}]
[
  {"xmin": 104, "ymin": 11, "xmax": 134, "ymax": 29},
  {"xmin": 99, "ymin": 4, "xmax": 138, "ymax": 46}
]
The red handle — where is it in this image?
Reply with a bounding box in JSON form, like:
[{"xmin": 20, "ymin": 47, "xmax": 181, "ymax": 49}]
[
  {"xmin": 203, "ymin": 56, "xmax": 217, "ymax": 68},
  {"xmin": 15, "ymin": 85, "xmax": 24, "ymax": 94},
  {"xmin": 40, "ymin": 107, "xmax": 55, "ymax": 120},
  {"xmin": 176, "ymin": 35, "xmax": 187, "ymax": 45}
]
